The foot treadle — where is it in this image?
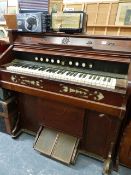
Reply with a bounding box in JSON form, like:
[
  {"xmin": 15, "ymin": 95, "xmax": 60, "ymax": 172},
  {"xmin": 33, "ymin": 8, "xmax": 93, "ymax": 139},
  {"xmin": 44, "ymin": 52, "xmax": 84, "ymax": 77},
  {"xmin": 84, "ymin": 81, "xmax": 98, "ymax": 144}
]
[{"xmin": 33, "ymin": 126, "xmax": 79, "ymax": 165}]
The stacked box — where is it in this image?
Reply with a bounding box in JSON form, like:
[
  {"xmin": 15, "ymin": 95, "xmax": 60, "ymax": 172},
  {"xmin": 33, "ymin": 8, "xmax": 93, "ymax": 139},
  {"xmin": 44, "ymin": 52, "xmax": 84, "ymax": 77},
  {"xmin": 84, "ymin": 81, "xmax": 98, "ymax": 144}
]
[
  {"xmin": 0, "ymin": 113, "xmax": 18, "ymax": 134},
  {"xmin": 0, "ymin": 88, "xmax": 14, "ymax": 101},
  {"xmin": 0, "ymin": 89, "xmax": 18, "ymax": 135}
]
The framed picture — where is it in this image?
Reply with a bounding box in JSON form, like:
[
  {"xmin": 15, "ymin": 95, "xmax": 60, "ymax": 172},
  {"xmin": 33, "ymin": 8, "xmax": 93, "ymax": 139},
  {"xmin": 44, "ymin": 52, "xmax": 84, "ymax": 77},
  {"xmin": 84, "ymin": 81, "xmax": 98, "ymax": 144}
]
[
  {"xmin": 0, "ymin": 0, "xmax": 8, "ymax": 24},
  {"xmin": 115, "ymin": 3, "xmax": 131, "ymax": 25},
  {"xmin": 124, "ymin": 9, "xmax": 131, "ymax": 25}
]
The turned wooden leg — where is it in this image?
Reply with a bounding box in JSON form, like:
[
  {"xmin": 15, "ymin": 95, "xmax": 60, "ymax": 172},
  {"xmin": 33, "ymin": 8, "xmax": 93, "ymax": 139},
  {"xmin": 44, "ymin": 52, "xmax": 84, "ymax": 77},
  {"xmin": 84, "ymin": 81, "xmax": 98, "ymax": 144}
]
[
  {"xmin": 102, "ymin": 142, "xmax": 114, "ymax": 175},
  {"xmin": 103, "ymin": 158, "xmax": 113, "ymax": 175}
]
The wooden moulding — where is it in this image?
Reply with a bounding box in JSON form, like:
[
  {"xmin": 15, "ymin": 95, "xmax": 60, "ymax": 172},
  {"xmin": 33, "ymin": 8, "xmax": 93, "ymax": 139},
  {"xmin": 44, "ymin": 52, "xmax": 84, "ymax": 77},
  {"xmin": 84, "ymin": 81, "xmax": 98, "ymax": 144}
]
[
  {"xmin": 94, "ymin": 27, "xmax": 106, "ymax": 35},
  {"xmin": 120, "ymin": 28, "xmax": 131, "ymax": 36},
  {"xmin": 106, "ymin": 27, "xmax": 118, "ymax": 36}
]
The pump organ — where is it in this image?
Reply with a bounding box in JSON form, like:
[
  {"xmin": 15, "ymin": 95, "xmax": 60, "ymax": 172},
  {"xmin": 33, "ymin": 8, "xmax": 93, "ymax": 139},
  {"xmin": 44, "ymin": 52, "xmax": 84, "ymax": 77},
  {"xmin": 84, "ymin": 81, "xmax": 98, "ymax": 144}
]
[{"xmin": 0, "ymin": 30, "xmax": 131, "ymax": 174}]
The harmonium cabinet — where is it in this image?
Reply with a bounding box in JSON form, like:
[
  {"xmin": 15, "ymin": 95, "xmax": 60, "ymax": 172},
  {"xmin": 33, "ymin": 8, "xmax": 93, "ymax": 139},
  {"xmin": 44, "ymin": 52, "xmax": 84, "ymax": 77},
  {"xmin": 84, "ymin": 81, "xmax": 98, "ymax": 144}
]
[{"xmin": 0, "ymin": 30, "xmax": 131, "ymax": 174}]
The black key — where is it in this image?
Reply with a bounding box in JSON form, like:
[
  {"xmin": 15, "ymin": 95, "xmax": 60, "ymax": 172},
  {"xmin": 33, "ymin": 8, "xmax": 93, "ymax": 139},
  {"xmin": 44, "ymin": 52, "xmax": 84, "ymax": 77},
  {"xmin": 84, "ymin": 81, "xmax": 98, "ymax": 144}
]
[
  {"xmin": 66, "ymin": 71, "xmax": 72, "ymax": 75},
  {"xmin": 81, "ymin": 74, "xmax": 87, "ymax": 78},
  {"xmin": 39, "ymin": 68, "xmax": 46, "ymax": 71},
  {"xmin": 57, "ymin": 70, "xmax": 63, "ymax": 74},
  {"xmin": 93, "ymin": 76, "xmax": 96, "ymax": 80},
  {"xmin": 79, "ymin": 73, "xmax": 84, "ymax": 78},
  {"xmin": 108, "ymin": 78, "xmax": 111, "ymax": 82},
  {"xmin": 89, "ymin": 75, "xmax": 92, "ymax": 79},
  {"xmin": 97, "ymin": 76, "xmax": 100, "ymax": 80},
  {"xmin": 69, "ymin": 72, "xmax": 74, "ymax": 76},
  {"xmin": 13, "ymin": 64, "xmax": 21, "ymax": 67},
  {"xmin": 59, "ymin": 70, "xmax": 66, "ymax": 74},
  {"xmin": 33, "ymin": 67, "xmax": 41, "ymax": 70},
  {"xmin": 60, "ymin": 70, "xmax": 67, "ymax": 74},
  {"xmin": 52, "ymin": 69, "xmax": 58, "ymax": 73},
  {"xmin": 73, "ymin": 72, "xmax": 78, "ymax": 77},
  {"xmin": 103, "ymin": 77, "xmax": 107, "ymax": 81}
]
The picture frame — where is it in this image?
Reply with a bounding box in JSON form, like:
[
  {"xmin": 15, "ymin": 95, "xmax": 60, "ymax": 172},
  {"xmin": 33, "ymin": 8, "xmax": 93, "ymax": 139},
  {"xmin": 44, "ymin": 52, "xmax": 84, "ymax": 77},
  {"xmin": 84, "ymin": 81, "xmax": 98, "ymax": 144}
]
[
  {"xmin": 124, "ymin": 9, "xmax": 131, "ymax": 25},
  {"xmin": 115, "ymin": 3, "xmax": 131, "ymax": 25},
  {"xmin": 0, "ymin": 0, "xmax": 8, "ymax": 24}
]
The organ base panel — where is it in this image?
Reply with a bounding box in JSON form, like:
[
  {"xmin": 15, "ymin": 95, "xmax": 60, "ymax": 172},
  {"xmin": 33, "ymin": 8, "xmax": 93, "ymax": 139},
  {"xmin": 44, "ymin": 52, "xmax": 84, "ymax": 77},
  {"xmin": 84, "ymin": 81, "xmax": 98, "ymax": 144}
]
[{"xmin": 0, "ymin": 30, "xmax": 131, "ymax": 175}]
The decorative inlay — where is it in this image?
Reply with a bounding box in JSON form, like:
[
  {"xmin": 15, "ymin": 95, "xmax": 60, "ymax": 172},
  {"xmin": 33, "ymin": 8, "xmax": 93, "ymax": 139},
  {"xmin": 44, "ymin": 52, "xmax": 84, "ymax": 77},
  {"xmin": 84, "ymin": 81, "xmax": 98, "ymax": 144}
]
[
  {"xmin": 59, "ymin": 84, "xmax": 104, "ymax": 101},
  {"xmin": 62, "ymin": 37, "xmax": 70, "ymax": 45},
  {"xmin": 11, "ymin": 75, "xmax": 44, "ymax": 88}
]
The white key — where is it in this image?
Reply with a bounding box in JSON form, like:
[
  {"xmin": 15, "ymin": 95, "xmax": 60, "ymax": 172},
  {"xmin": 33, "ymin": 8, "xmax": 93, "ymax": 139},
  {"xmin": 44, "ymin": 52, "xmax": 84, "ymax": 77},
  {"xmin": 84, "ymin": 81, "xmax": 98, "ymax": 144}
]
[
  {"xmin": 65, "ymin": 72, "xmax": 73, "ymax": 81},
  {"xmin": 91, "ymin": 76, "xmax": 97, "ymax": 85},
  {"xmin": 103, "ymin": 77, "xmax": 109, "ymax": 87},
  {"xmin": 71, "ymin": 73, "xmax": 79, "ymax": 81},
  {"xmin": 95, "ymin": 76, "xmax": 101, "ymax": 86},
  {"xmin": 72, "ymin": 73, "xmax": 81, "ymax": 82},
  {"xmin": 84, "ymin": 74, "xmax": 91, "ymax": 84},
  {"xmin": 88, "ymin": 75, "xmax": 94, "ymax": 84},
  {"xmin": 79, "ymin": 74, "xmax": 89, "ymax": 83},
  {"xmin": 7, "ymin": 66, "xmax": 14, "ymax": 71},
  {"xmin": 53, "ymin": 70, "xmax": 61, "ymax": 79},
  {"xmin": 110, "ymin": 78, "xmax": 116, "ymax": 89},
  {"xmin": 30, "ymin": 67, "xmax": 42, "ymax": 74},
  {"xmin": 106, "ymin": 78, "xmax": 112, "ymax": 88},
  {"xmin": 38, "ymin": 68, "xmax": 50, "ymax": 77},
  {"xmin": 58, "ymin": 71, "xmax": 68, "ymax": 80},
  {"xmin": 98, "ymin": 77, "xmax": 105, "ymax": 87},
  {"xmin": 77, "ymin": 73, "xmax": 85, "ymax": 83},
  {"xmin": 15, "ymin": 66, "xmax": 24, "ymax": 73}
]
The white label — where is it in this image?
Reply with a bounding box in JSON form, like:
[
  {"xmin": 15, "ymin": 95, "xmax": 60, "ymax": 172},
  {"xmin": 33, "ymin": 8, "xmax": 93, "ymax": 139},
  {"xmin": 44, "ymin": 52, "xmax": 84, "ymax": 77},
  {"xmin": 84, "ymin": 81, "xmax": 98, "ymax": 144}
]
[
  {"xmin": 63, "ymin": 7, "xmax": 74, "ymax": 11},
  {"xmin": 101, "ymin": 41, "xmax": 107, "ymax": 45}
]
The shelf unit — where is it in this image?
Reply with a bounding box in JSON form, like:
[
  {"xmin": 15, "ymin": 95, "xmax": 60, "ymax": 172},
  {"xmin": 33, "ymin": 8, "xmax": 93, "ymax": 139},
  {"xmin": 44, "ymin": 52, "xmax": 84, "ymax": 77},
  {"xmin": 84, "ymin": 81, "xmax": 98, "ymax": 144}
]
[{"xmin": 63, "ymin": 2, "xmax": 131, "ymax": 36}]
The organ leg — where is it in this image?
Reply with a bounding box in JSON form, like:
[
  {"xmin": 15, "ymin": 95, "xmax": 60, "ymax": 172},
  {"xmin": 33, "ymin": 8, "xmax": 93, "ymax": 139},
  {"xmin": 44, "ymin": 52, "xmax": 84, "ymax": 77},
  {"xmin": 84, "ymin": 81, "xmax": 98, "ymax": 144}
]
[{"xmin": 102, "ymin": 142, "xmax": 114, "ymax": 175}]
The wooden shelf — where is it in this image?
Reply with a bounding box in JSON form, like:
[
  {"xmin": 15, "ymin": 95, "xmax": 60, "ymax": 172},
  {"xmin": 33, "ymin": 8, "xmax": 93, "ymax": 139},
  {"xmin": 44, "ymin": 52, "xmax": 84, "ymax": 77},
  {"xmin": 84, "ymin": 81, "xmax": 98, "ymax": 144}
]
[{"xmin": 87, "ymin": 25, "xmax": 131, "ymax": 28}]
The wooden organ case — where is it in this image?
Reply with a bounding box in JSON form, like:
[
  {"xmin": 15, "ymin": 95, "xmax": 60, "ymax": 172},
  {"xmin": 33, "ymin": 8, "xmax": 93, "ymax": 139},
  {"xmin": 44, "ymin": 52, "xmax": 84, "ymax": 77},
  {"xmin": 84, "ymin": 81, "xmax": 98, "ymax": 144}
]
[{"xmin": 0, "ymin": 30, "xmax": 131, "ymax": 174}]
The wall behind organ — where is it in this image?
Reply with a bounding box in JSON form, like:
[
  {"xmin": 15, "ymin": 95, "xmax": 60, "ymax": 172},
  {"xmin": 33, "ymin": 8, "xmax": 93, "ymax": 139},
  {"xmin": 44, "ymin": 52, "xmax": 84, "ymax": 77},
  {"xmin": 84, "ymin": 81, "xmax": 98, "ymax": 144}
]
[{"xmin": 63, "ymin": 0, "xmax": 118, "ymax": 3}]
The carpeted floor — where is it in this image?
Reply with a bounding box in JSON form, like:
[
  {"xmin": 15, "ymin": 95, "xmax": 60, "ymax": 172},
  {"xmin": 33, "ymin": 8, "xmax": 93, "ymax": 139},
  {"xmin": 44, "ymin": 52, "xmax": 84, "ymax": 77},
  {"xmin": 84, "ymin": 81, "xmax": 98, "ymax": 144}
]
[{"xmin": 0, "ymin": 132, "xmax": 130, "ymax": 175}]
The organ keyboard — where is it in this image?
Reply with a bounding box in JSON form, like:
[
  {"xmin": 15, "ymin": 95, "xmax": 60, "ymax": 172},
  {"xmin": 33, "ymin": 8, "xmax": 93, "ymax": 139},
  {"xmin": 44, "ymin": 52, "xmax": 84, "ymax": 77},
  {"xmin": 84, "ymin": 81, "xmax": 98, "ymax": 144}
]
[
  {"xmin": 0, "ymin": 30, "xmax": 131, "ymax": 174},
  {"xmin": 5, "ymin": 60, "xmax": 125, "ymax": 90}
]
